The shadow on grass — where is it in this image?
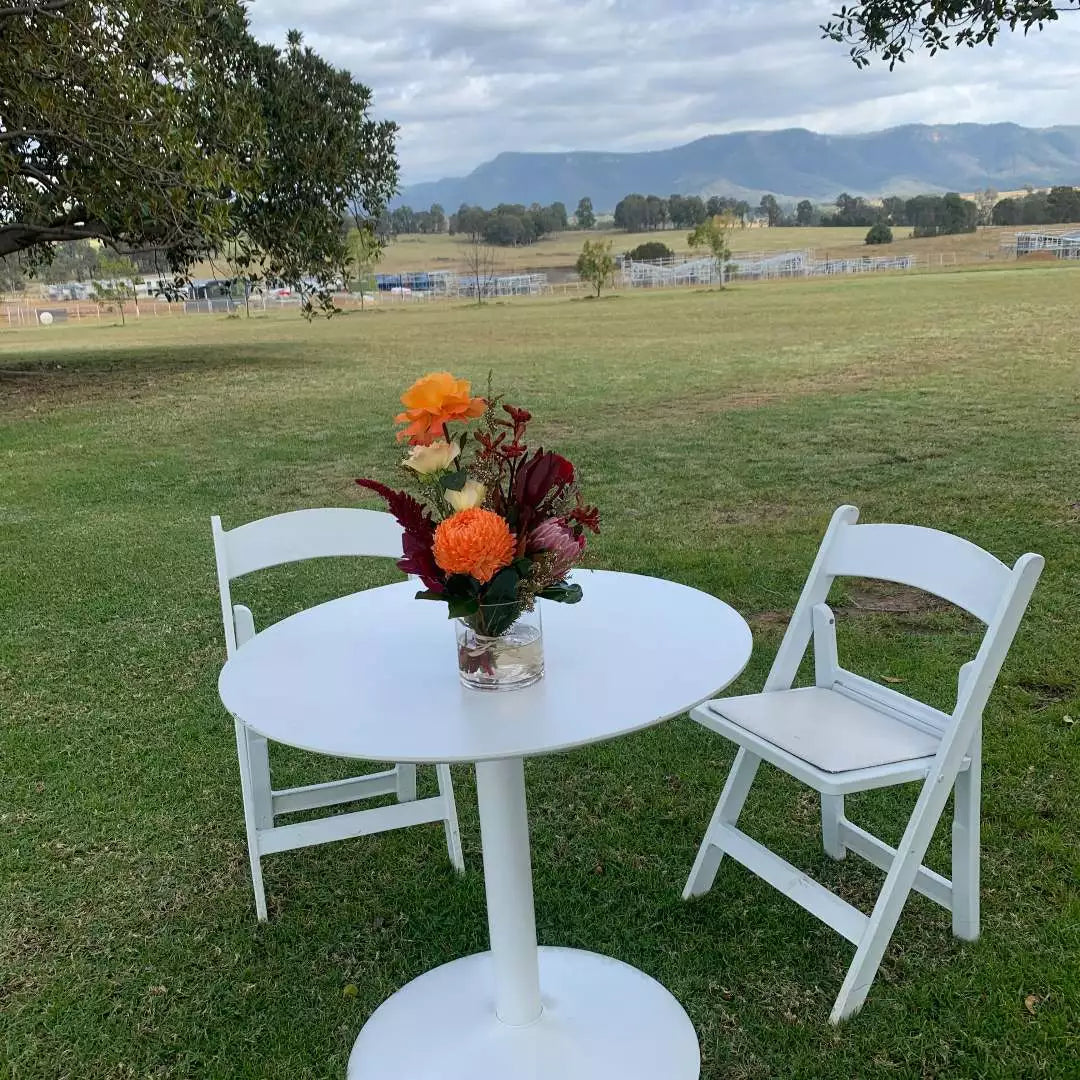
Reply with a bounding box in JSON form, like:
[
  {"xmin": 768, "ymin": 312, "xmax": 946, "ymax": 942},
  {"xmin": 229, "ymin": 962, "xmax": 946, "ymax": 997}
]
[{"xmin": 0, "ymin": 343, "xmax": 301, "ymax": 409}]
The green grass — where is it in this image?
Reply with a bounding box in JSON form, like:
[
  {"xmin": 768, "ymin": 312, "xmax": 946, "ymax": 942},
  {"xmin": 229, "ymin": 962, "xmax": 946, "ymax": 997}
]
[{"xmin": 2, "ymin": 267, "xmax": 1079, "ymax": 1078}]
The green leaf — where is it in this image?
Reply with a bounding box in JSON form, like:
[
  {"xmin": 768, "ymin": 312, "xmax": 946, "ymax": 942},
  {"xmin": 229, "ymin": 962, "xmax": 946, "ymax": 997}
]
[
  {"xmin": 476, "ymin": 566, "xmax": 522, "ymax": 636},
  {"xmin": 414, "ymin": 590, "xmax": 445, "ymax": 601},
  {"xmin": 440, "ymin": 469, "xmax": 468, "ymax": 492},
  {"xmin": 444, "ymin": 574, "xmax": 480, "ymax": 598},
  {"xmin": 512, "ymin": 557, "xmax": 534, "ymax": 576},
  {"xmin": 446, "ymin": 596, "xmax": 480, "ymax": 620},
  {"xmin": 539, "ymin": 582, "xmax": 583, "ymax": 605}
]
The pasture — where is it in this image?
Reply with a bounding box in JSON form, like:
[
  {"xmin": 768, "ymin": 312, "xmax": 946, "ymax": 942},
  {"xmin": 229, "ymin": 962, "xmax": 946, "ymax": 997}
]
[
  {"xmin": 2, "ymin": 265, "xmax": 1078, "ymax": 1078},
  {"xmin": 371, "ymin": 223, "xmax": 1041, "ymax": 274}
]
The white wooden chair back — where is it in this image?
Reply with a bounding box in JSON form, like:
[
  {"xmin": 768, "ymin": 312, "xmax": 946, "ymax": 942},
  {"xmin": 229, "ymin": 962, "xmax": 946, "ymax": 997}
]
[
  {"xmin": 765, "ymin": 505, "xmax": 1043, "ymax": 752},
  {"xmin": 210, "ymin": 507, "xmax": 463, "ymax": 921},
  {"xmin": 211, "ymin": 508, "xmax": 404, "ymax": 656}
]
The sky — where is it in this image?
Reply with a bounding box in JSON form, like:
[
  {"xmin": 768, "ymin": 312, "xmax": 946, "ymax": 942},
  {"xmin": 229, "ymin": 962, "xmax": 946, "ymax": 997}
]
[{"xmin": 247, "ymin": 1, "xmax": 1080, "ymax": 184}]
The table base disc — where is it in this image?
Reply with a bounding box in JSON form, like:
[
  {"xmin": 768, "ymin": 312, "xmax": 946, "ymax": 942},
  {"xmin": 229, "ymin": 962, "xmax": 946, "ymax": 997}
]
[{"xmin": 347, "ymin": 946, "xmax": 700, "ymax": 1080}]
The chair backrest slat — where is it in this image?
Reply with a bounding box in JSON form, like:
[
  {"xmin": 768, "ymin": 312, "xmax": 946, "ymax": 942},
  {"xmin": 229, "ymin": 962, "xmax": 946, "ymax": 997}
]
[
  {"xmin": 824, "ymin": 522, "xmax": 1012, "ymax": 625},
  {"xmin": 211, "ymin": 508, "xmax": 404, "ymax": 657},
  {"xmin": 221, "ymin": 508, "xmax": 403, "ymax": 579},
  {"xmin": 765, "ymin": 506, "xmax": 1043, "ymax": 739}
]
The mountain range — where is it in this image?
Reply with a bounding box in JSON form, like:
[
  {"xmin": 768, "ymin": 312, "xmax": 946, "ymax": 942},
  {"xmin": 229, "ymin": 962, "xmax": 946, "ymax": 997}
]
[{"xmin": 396, "ymin": 124, "xmax": 1080, "ymax": 212}]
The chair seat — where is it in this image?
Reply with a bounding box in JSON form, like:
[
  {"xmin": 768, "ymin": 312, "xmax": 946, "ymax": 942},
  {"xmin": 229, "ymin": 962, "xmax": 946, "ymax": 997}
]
[{"xmin": 704, "ymin": 686, "xmax": 940, "ymax": 773}]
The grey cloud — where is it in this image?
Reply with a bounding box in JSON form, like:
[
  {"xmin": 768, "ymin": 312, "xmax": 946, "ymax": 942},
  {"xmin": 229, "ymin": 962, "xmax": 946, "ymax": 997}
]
[{"xmin": 247, "ymin": 0, "xmax": 1080, "ymax": 182}]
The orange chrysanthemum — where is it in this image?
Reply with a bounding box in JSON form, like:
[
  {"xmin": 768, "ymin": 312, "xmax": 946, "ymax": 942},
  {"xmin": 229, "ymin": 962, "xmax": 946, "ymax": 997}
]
[
  {"xmin": 433, "ymin": 508, "xmax": 515, "ymax": 584},
  {"xmin": 395, "ymin": 371, "xmax": 486, "ymax": 445}
]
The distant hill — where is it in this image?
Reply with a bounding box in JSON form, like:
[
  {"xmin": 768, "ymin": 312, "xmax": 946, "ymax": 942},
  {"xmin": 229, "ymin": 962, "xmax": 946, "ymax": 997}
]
[{"xmin": 396, "ymin": 124, "xmax": 1080, "ymax": 212}]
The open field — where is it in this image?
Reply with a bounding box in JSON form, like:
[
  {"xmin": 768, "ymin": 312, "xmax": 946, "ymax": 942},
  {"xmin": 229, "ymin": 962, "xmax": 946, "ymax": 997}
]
[
  {"xmin": 368, "ymin": 223, "xmax": 1071, "ymax": 275},
  {"xmin": 2, "ymin": 266, "xmax": 1079, "ymax": 1078}
]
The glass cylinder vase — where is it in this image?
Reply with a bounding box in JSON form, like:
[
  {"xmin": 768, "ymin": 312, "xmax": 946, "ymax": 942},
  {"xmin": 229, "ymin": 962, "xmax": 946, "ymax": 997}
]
[{"xmin": 455, "ymin": 603, "xmax": 544, "ymax": 691}]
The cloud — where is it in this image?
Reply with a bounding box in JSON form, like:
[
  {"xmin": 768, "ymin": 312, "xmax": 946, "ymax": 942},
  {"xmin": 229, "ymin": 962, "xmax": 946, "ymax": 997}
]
[{"xmin": 247, "ymin": 0, "xmax": 1080, "ymax": 182}]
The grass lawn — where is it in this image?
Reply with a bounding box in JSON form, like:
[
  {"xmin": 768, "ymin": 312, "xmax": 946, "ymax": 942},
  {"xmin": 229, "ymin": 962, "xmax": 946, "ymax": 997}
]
[{"xmin": 2, "ymin": 266, "xmax": 1078, "ymax": 1078}]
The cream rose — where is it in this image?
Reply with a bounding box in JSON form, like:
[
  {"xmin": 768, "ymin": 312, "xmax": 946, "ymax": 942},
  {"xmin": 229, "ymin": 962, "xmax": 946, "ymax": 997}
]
[
  {"xmin": 445, "ymin": 479, "xmax": 487, "ymax": 512},
  {"xmin": 403, "ymin": 439, "xmax": 459, "ymax": 475}
]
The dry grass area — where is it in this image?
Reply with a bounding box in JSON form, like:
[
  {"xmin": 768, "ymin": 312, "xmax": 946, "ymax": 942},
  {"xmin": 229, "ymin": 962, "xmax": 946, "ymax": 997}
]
[{"xmin": 368, "ymin": 224, "xmax": 1074, "ymax": 275}]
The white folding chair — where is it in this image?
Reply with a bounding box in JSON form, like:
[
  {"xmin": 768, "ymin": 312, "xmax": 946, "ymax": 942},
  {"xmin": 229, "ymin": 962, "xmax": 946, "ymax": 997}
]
[
  {"xmin": 683, "ymin": 505, "xmax": 1042, "ymax": 1022},
  {"xmin": 212, "ymin": 508, "xmax": 464, "ymax": 921}
]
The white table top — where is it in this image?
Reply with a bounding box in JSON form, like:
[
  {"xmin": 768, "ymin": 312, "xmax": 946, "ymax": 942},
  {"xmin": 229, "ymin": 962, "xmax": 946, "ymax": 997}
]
[{"xmin": 218, "ymin": 569, "xmax": 752, "ymax": 764}]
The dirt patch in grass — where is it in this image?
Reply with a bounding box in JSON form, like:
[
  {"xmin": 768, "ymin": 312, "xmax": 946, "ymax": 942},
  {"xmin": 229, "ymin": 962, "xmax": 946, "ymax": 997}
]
[
  {"xmin": 839, "ymin": 579, "xmax": 949, "ymax": 616},
  {"xmin": 1014, "ymin": 679, "xmax": 1077, "ymax": 704}
]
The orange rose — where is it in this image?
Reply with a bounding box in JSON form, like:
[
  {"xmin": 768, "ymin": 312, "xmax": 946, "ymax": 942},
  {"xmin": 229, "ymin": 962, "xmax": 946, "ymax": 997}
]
[
  {"xmin": 395, "ymin": 372, "xmax": 486, "ymax": 445},
  {"xmin": 433, "ymin": 508, "xmax": 515, "ymax": 584}
]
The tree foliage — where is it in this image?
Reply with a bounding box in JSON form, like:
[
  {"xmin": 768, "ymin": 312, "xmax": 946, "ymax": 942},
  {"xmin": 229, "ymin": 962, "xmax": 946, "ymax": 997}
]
[
  {"xmin": 575, "ymin": 239, "xmax": 615, "ymax": 297},
  {"xmin": 1, "ymin": 2, "xmax": 398, "ymax": 315},
  {"xmin": 626, "ymin": 241, "xmax": 674, "ymax": 261},
  {"xmin": 822, "ymin": 1, "xmax": 1078, "ymax": 68},
  {"xmin": 758, "ymin": 194, "xmax": 783, "ymax": 227},
  {"xmin": 575, "ymin": 197, "xmax": 596, "ymax": 229},
  {"xmin": 865, "ymin": 222, "xmax": 894, "ymax": 244},
  {"xmin": 687, "ymin": 216, "xmax": 733, "ymax": 285},
  {"xmin": 444, "ymin": 202, "xmax": 567, "ymax": 245}
]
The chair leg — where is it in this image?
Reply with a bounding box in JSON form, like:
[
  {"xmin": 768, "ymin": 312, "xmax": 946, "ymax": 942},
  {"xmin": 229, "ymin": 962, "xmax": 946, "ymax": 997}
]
[
  {"xmin": 436, "ymin": 763, "xmax": 465, "ymax": 872},
  {"xmin": 829, "ymin": 773, "xmax": 957, "ymax": 1023},
  {"xmin": 951, "ymin": 730, "xmax": 981, "ymax": 941},
  {"xmin": 247, "ymin": 731, "xmax": 274, "ymax": 831},
  {"xmin": 396, "ymin": 763, "xmax": 418, "ymax": 803},
  {"xmin": 234, "ymin": 721, "xmax": 269, "ymax": 922},
  {"xmin": 683, "ymin": 748, "xmax": 761, "ymax": 899},
  {"xmin": 821, "ymin": 794, "xmax": 847, "ymax": 861}
]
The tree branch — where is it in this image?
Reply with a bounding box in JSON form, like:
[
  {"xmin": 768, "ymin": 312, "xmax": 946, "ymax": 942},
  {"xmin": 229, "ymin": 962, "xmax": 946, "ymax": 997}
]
[
  {"xmin": 0, "ymin": 221, "xmax": 109, "ymax": 258},
  {"xmin": 0, "ymin": 0, "xmax": 74, "ymax": 16}
]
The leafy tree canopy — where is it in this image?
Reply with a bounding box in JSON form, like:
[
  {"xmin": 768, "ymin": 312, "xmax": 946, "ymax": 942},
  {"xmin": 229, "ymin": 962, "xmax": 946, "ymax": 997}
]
[
  {"xmin": 1, "ymin": 1, "xmax": 397, "ymax": 314},
  {"xmin": 822, "ymin": 1, "xmax": 1078, "ymax": 68},
  {"xmin": 575, "ymin": 239, "xmax": 615, "ymax": 297}
]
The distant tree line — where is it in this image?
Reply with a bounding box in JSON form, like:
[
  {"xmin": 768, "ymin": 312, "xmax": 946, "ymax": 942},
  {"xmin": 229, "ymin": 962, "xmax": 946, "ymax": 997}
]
[
  {"xmin": 449, "ymin": 202, "xmax": 570, "ymax": 246},
  {"xmin": 377, "ymin": 183, "xmax": 1080, "ymax": 249},
  {"xmin": 382, "ymin": 204, "xmax": 448, "ymax": 236},
  {"xmin": 612, "ymin": 194, "xmax": 755, "ymax": 231},
  {"xmin": 819, "ymin": 192, "xmax": 979, "ymax": 236},
  {"xmin": 991, "ymin": 187, "xmax": 1080, "ymax": 226},
  {"xmin": 382, "ymin": 201, "xmax": 571, "ymax": 246}
]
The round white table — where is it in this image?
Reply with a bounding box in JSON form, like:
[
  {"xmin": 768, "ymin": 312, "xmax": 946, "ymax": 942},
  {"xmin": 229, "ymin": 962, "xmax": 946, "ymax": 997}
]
[{"xmin": 219, "ymin": 569, "xmax": 752, "ymax": 1079}]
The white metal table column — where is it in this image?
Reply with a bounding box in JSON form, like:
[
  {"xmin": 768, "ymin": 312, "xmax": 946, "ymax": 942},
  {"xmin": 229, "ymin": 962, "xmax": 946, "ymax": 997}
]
[{"xmin": 475, "ymin": 756, "xmax": 542, "ymax": 1026}]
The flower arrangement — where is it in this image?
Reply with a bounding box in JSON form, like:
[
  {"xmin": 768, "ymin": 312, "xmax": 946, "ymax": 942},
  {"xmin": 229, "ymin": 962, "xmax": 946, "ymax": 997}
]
[{"xmin": 357, "ymin": 372, "xmax": 600, "ymax": 642}]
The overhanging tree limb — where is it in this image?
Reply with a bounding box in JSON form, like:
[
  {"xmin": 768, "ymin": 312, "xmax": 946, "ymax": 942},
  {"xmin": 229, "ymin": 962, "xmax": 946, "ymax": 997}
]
[
  {"xmin": 1, "ymin": 0, "xmax": 398, "ymax": 316},
  {"xmin": 822, "ymin": 1, "xmax": 1079, "ymax": 67}
]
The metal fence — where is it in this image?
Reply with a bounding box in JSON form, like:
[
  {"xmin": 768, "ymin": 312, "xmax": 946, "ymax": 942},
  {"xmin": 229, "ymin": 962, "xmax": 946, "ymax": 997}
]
[
  {"xmin": 620, "ymin": 249, "xmax": 915, "ymax": 288},
  {"xmin": 1009, "ymin": 231, "xmax": 1080, "ymax": 259}
]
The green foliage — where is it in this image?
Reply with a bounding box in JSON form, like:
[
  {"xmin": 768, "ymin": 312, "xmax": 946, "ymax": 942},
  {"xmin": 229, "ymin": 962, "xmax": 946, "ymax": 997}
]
[
  {"xmin": 575, "ymin": 238, "xmax": 616, "ymax": 297},
  {"xmin": 91, "ymin": 252, "xmax": 141, "ymax": 325},
  {"xmin": 1, "ymin": 4, "xmax": 397, "ymax": 316},
  {"xmin": 342, "ymin": 228, "xmax": 381, "ymax": 300},
  {"xmin": 822, "ymin": 192, "xmax": 884, "ymax": 228},
  {"xmin": 822, "ymin": 1, "xmax": 1079, "ymax": 68},
  {"xmin": 575, "ymin": 196, "xmax": 596, "ymax": 229},
  {"xmin": 796, "ymin": 199, "xmax": 816, "ymax": 226},
  {"xmin": 626, "ymin": 241, "xmax": 674, "ymax": 262},
  {"xmin": 445, "ymin": 203, "xmax": 567, "ymax": 246},
  {"xmin": 906, "ymin": 193, "xmax": 978, "ymax": 237},
  {"xmin": 687, "ymin": 216, "xmax": 733, "ymax": 283},
  {"xmin": 865, "ymin": 222, "xmax": 894, "ymax": 245},
  {"xmin": 759, "ymin": 194, "xmax": 783, "ymax": 227},
  {"xmin": 994, "ymin": 186, "xmax": 1080, "ymax": 226}
]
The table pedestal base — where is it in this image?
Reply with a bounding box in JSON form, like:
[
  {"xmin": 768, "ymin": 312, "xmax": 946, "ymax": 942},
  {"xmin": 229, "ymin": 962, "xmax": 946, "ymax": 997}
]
[{"xmin": 347, "ymin": 946, "xmax": 700, "ymax": 1079}]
